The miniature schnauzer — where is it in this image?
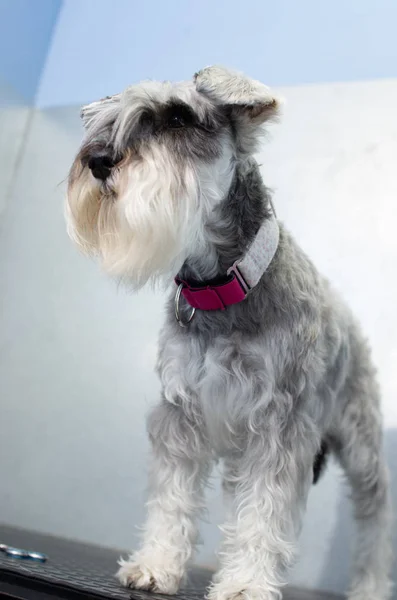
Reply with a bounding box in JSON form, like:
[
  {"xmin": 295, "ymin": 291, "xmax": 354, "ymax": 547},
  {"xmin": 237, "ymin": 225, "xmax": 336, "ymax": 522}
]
[{"xmin": 66, "ymin": 66, "xmax": 392, "ymax": 600}]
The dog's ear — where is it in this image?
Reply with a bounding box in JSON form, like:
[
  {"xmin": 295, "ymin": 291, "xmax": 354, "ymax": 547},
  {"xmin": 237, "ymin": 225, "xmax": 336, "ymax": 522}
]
[
  {"xmin": 194, "ymin": 66, "xmax": 282, "ymax": 153},
  {"xmin": 80, "ymin": 93, "xmax": 121, "ymax": 129}
]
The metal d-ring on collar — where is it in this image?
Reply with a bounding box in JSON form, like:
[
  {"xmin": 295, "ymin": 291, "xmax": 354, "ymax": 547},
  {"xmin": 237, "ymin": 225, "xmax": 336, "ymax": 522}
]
[{"xmin": 175, "ymin": 283, "xmax": 196, "ymax": 327}]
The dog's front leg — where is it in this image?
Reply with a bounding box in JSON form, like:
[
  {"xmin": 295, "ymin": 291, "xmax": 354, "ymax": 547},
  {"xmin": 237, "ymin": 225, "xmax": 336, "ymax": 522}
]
[
  {"xmin": 210, "ymin": 423, "xmax": 317, "ymax": 600},
  {"xmin": 117, "ymin": 399, "xmax": 211, "ymax": 594}
]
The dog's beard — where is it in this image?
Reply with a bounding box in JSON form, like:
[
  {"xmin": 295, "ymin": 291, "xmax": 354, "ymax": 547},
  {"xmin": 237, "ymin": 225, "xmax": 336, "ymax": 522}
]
[{"xmin": 66, "ymin": 144, "xmax": 200, "ymax": 288}]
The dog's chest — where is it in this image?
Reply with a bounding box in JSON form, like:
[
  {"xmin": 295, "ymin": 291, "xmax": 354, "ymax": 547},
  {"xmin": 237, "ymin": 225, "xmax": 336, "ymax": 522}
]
[{"xmin": 159, "ymin": 331, "xmax": 273, "ymax": 453}]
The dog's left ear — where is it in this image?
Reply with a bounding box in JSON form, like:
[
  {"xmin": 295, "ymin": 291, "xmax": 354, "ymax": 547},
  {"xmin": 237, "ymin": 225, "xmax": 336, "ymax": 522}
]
[
  {"xmin": 194, "ymin": 66, "xmax": 282, "ymax": 153},
  {"xmin": 80, "ymin": 93, "xmax": 121, "ymax": 129}
]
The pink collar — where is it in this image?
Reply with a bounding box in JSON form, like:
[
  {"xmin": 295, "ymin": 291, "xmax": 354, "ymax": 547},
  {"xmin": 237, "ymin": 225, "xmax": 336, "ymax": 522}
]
[{"xmin": 174, "ymin": 212, "xmax": 279, "ymax": 321}]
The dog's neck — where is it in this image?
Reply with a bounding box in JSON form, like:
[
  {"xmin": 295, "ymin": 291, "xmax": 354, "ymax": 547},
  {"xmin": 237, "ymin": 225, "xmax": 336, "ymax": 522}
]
[{"xmin": 179, "ymin": 158, "xmax": 272, "ymax": 283}]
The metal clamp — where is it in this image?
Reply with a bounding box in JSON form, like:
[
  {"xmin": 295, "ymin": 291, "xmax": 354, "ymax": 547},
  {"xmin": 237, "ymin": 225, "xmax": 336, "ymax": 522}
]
[
  {"xmin": 174, "ymin": 283, "xmax": 196, "ymax": 327},
  {"xmin": 226, "ymin": 261, "xmax": 251, "ymax": 296}
]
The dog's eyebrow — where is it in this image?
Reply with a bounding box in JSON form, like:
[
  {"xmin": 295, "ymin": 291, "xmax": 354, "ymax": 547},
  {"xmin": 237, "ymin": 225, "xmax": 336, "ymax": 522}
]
[
  {"xmin": 81, "ymin": 93, "xmax": 121, "ymax": 125},
  {"xmin": 164, "ymin": 99, "xmax": 225, "ymax": 132}
]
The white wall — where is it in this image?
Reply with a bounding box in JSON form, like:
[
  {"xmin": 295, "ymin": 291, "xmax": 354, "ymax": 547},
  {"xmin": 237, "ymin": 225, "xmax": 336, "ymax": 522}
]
[
  {"xmin": 0, "ymin": 79, "xmax": 396, "ymax": 597},
  {"xmin": 0, "ymin": 83, "xmax": 31, "ymax": 215}
]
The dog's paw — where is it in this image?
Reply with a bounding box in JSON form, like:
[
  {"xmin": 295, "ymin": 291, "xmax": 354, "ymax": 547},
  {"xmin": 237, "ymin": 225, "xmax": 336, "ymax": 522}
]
[
  {"xmin": 207, "ymin": 581, "xmax": 272, "ymax": 600},
  {"xmin": 348, "ymin": 595, "xmax": 384, "ymax": 600},
  {"xmin": 116, "ymin": 558, "xmax": 181, "ymax": 595},
  {"xmin": 347, "ymin": 580, "xmax": 393, "ymax": 600},
  {"xmin": 348, "ymin": 593, "xmax": 391, "ymax": 600}
]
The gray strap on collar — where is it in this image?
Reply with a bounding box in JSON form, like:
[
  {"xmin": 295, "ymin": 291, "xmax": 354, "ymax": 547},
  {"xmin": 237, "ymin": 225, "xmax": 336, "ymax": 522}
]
[{"xmin": 237, "ymin": 208, "xmax": 279, "ymax": 288}]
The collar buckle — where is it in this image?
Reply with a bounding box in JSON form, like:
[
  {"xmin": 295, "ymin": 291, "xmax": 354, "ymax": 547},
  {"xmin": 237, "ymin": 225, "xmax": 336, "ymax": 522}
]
[{"xmin": 227, "ymin": 261, "xmax": 251, "ymax": 296}]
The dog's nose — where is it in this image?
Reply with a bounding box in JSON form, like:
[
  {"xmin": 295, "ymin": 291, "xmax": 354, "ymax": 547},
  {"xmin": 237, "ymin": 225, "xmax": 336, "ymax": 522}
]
[{"xmin": 87, "ymin": 155, "xmax": 114, "ymax": 181}]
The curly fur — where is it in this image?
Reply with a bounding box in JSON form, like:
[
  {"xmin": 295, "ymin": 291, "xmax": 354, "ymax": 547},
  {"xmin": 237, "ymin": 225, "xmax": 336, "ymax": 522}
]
[{"xmin": 66, "ymin": 66, "xmax": 393, "ymax": 600}]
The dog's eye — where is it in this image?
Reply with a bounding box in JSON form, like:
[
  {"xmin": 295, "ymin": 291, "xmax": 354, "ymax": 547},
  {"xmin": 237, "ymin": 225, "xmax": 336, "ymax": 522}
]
[
  {"xmin": 166, "ymin": 104, "xmax": 194, "ymax": 129},
  {"xmin": 139, "ymin": 111, "xmax": 154, "ymax": 128},
  {"xmin": 168, "ymin": 113, "xmax": 186, "ymax": 128}
]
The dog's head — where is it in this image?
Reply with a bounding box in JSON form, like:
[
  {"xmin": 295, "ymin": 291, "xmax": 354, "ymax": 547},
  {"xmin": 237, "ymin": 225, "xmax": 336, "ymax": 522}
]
[{"xmin": 66, "ymin": 66, "xmax": 281, "ymax": 287}]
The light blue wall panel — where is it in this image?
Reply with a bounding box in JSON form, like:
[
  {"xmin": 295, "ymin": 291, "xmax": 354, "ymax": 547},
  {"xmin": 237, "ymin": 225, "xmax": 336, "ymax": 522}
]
[
  {"xmin": 38, "ymin": 0, "xmax": 397, "ymax": 107},
  {"xmin": 0, "ymin": 0, "xmax": 62, "ymax": 102}
]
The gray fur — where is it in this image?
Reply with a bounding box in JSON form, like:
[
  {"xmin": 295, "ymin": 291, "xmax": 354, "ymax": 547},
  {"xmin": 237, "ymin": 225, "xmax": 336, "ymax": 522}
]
[
  {"xmin": 66, "ymin": 66, "xmax": 393, "ymax": 600},
  {"xmin": 155, "ymin": 173, "xmax": 392, "ymax": 598}
]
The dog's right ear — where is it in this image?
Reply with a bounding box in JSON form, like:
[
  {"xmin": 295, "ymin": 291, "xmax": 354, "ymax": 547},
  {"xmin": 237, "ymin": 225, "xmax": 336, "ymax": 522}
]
[
  {"xmin": 80, "ymin": 93, "xmax": 121, "ymax": 129},
  {"xmin": 194, "ymin": 66, "xmax": 282, "ymax": 154}
]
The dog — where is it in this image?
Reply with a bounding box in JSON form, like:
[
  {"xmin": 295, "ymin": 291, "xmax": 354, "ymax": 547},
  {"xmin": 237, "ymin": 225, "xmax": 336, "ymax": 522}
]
[{"xmin": 66, "ymin": 66, "xmax": 392, "ymax": 600}]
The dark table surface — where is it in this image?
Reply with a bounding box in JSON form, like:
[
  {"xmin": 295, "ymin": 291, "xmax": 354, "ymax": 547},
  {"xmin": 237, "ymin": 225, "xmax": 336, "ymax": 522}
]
[{"xmin": 0, "ymin": 525, "xmax": 342, "ymax": 600}]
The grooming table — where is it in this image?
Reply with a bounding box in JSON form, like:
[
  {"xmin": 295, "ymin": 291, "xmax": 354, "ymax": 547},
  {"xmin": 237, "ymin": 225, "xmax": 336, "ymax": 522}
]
[{"xmin": 0, "ymin": 525, "xmax": 342, "ymax": 600}]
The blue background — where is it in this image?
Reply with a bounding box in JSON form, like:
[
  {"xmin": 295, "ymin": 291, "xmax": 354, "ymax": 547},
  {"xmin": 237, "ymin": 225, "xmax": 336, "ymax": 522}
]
[{"xmin": 1, "ymin": 0, "xmax": 397, "ymax": 106}]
